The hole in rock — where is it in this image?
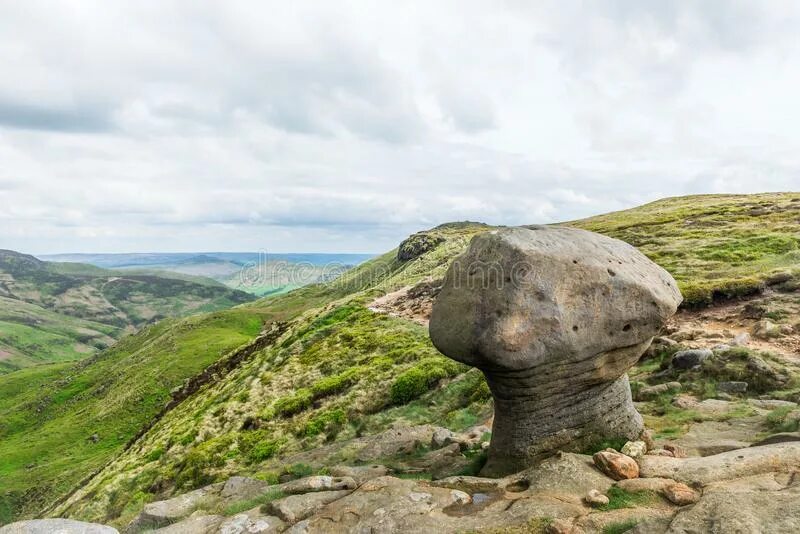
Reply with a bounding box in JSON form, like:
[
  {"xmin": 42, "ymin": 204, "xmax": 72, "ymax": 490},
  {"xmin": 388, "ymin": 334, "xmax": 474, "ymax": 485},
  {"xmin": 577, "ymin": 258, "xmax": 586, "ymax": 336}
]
[
  {"xmin": 623, "ymin": 324, "xmax": 632, "ymax": 332},
  {"xmin": 607, "ymin": 269, "xmax": 616, "ymax": 276},
  {"xmin": 505, "ymin": 479, "xmax": 530, "ymax": 493},
  {"xmin": 572, "ymin": 326, "xmax": 579, "ymax": 332}
]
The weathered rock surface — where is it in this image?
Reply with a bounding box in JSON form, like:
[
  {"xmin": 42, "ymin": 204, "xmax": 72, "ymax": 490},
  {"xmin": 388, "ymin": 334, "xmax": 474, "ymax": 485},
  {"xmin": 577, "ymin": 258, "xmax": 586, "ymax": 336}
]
[
  {"xmin": 152, "ymin": 514, "xmax": 223, "ymax": 533},
  {"xmin": 429, "ymin": 226, "xmax": 681, "ymax": 475},
  {"xmin": 126, "ymin": 483, "xmax": 223, "ymax": 531},
  {"xmin": 639, "ymin": 442, "xmax": 800, "ymax": 485},
  {"xmin": 217, "ymin": 508, "xmax": 285, "ymax": 534},
  {"xmin": 264, "ymin": 490, "xmax": 351, "ymax": 523},
  {"xmin": 584, "ymin": 489, "xmax": 609, "ymax": 507},
  {"xmin": 0, "ymin": 519, "xmax": 118, "ymax": 534},
  {"xmin": 328, "ymin": 464, "xmax": 390, "ymax": 485},
  {"xmin": 280, "ymin": 475, "xmax": 357, "ymax": 495}
]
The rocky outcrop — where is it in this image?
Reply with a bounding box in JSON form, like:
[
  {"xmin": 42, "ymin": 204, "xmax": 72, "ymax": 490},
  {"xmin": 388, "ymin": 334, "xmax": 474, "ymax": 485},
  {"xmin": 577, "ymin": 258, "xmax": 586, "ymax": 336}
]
[
  {"xmin": 397, "ymin": 232, "xmax": 444, "ymax": 262},
  {"xmin": 0, "ymin": 519, "xmax": 118, "ymax": 534},
  {"xmin": 429, "ymin": 226, "xmax": 682, "ymax": 475}
]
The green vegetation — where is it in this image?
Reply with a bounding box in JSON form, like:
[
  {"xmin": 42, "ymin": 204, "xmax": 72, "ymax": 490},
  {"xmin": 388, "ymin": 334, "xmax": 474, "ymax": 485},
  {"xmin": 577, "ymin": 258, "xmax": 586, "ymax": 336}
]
[
  {"xmin": 3, "ymin": 194, "xmax": 800, "ymax": 526},
  {"xmin": 766, "ymin": 406, "xmax": 800, "ymax": 433},
  {"xmin": 224, "ymin": 488, "xmax": 285, "ymax": 516},
  {"xmin": 0, "ymin": 250, "xmax": 254, "ymax": 372},
  {"xmin": 571, "ymin": 193, "xmax": 800, "ymax": 306},
  {"xmin": 599, "ymin": 487, "xmax": 659, "ymax": 511}
]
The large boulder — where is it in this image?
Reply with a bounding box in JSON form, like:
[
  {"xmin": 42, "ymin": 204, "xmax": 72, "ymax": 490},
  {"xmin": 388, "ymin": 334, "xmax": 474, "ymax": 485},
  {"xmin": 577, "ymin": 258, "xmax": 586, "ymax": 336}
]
[{"xmin": 429, "ymin": 226, "xmax": 681, "ymax": 475}]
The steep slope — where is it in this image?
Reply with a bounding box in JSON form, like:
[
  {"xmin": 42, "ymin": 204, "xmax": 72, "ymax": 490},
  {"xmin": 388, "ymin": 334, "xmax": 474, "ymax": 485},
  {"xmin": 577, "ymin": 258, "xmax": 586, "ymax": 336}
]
[
  {"xmin": 0, "ymin": 250, "xmax": 254, "ymax": 372},
  {"xmin": 2, "ymin": 194, "xmax": 799, "ymax": 527}
]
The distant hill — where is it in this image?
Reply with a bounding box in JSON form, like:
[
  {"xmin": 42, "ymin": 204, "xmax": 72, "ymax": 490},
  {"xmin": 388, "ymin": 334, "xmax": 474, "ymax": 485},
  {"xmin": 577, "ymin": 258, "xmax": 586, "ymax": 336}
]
[
  {"xmin": 40, "ymin": 252, "xmax": 375, "ymax": 297},
  {"xmin": 0, "ymin": 250, "xmax": 255, "ymax": 373},
  {"xmin": 1, "ymin": 193, "xmax": 798, "ymax": 526}
]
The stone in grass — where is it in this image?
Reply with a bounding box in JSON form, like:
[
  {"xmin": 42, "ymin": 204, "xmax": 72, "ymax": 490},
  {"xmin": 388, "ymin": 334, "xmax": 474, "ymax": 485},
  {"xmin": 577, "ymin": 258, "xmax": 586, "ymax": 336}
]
[
  {"xmin": 671, "ymin": 349, "xmax": 712, "ymax": 369},
  {"xmin": 593, "ymin": 449, "xmax": 639, "ymax": 480},
  {"xmin": 717, "ymin": 381, "xmax": 748, "ymax": 395},
  {"xmin": 584, "ymin": 489, "xmax": 609, "ymax": 507},
  {"xmin": 620, "ymin": 440, "xmax": 647, "ymax": 459},
  {"xmin": 635, "ymin": 382, "xmax": 682, "ymax": 401}
]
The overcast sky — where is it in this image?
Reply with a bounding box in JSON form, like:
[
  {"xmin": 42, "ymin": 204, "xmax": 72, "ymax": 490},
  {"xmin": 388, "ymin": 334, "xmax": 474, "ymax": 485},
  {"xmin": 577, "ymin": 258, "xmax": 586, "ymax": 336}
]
[{"xmin": 1, "ymin": 1, "xmax": 799, "ymax": 254}]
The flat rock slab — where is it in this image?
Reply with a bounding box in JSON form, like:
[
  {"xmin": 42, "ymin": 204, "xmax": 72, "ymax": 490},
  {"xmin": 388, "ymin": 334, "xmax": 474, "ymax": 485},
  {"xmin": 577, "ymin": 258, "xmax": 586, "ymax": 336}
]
[
  {"xmin": 664, "ymin": 419, "xmax": 763, "ymax": 457},
  {"xmin": 217, "ymin": 508, "xmax": 286, "ymax": 534},
  {"xmin": 0, "ymin": 520, "xmax": 118, "ymax": 534},
  {"xmin": 152, "ymin": 514, "xmax": 223, "ymax": 534},
  {"xmin": 639, "ymin": 442, "xmax": 800, "ymax": 486},
  {"xmin": 266, "ymin": 489, "xmax": 351, "ymax": 523}
]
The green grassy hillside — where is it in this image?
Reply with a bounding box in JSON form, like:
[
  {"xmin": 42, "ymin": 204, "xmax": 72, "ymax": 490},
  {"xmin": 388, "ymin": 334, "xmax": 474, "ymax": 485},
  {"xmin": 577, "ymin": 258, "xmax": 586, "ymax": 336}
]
[
  {"xmin": 0, "ymin": 250, "xmax": 254, "ymax": 373},
  {"xmin": 569, "ymin": 193, "xmax": 800, "ymax": 306},
  {"xmin": 1, "ymin": 194, "xmax": 798, "ymax": 526}
]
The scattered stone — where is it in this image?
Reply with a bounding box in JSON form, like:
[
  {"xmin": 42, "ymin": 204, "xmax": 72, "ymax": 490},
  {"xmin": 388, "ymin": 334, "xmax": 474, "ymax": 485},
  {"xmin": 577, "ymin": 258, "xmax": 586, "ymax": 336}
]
[
  {"xmin": 753, "ymin": 319, "xmax": 782, "ymax": 339},
  {"xmin": 730, "ymin": 332, "xmax": 751, "ymax": 346},
  {"xmin": 663, "ymin": 444, "xmax": 687, "ymax": 458},
  {"xmin": 711, "ymin": 343, "xmax": 731, "ymax": 353},
  {"xmin": 635, "ymin": 382, "xmax": 681, "ymax": 401},
  {"xmin": 671, "ymin": 394, "xmax": 699, "ymax": 409},
  {"xmin": 662, "ymin": 482, "xmax": 700, "ymax": 505},
  {"xmin": 431, "ymin": 427, "xmax": 455, "ymax": 449},
  {"xmin": 545, "ymin": 518, "xmax": 584, "ymax": 534},
  {"xmin": 280, "ymin": 476, "xmax": 357, "ymax": 495},
  {"xmin": 264, "ymin": 490, "xmax": 351, "ymax": 524},
  {"xmin": 671, "ymin": 349, "xmax": 712, "ymax": 369},
  {"xmin": 653, "ymin": 336, "xmax": 677, "ymax": 347},
  {"xmin": 329, "ymin": 465, "xmax": 390, "ymax": 485},
  {"xmin": 717, "ymin": 381, "xmax": 748, "ymax": 395},
  {"xmin": 593, "ymin": 450, "xmax": 640, "ymax": 480},
  {"xmin": 0, "ymin": 519, "xmax": 118, "ymax": 534},
  {"xmin": 584, "ymin": 489, "xmax": 609, "ymax": 507},
  {"xmin": 741, "ymin": 303, "xmax": 767, "ymax": 320},
  {"xmin": 621, "ymin": 440, "xmax": 647, "ymax": 459},
  {"xmin": 429, "ymin": 226, "xmax": 681, "ymax": 475}
]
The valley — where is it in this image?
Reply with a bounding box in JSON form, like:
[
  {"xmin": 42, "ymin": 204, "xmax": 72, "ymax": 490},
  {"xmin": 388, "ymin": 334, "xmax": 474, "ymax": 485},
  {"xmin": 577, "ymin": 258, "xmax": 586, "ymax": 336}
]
[{"xmin": 1, "ymin": 193, "xmax": 799, "ymax": 532}]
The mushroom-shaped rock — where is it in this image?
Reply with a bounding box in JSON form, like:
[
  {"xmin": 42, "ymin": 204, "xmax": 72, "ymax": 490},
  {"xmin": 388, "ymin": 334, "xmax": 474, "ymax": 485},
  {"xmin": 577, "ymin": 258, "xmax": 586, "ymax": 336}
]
[{"xmin": 429, "ymin": 226, "xmax": 682, "ymax": 476}]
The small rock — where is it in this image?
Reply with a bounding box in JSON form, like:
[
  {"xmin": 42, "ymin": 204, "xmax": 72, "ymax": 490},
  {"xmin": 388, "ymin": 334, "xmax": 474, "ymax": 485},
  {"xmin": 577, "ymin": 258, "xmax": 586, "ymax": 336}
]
[
  {"xmin": 730, "ymin": 332, "xmax": 751, "ymax": 346},
  {"xmin": 593, "ymin": 449, "xmax": 639, "ymax": 480},
  {"xmin": 279, "ymin": 476, "xmax": 357, "ymax": 495},
  {"xmin": 616, "ymin": 477, "xmax": 677, "ymax": 493},
  {"xmin": 717, "ymin": 381, "xmax": 748, "ymax": 395},
  {"xmin": 449, "ymin": 490, "xmax": 471, "ymax": 504},
  {"xmin": 711, "ymin": 344, "xmax": 732, "ymax": 353},
  {"xmin": 620, "ymin": 440, "xmax": 647, "ymax": 460},
  {"xmin": 671, "ymin": 349, "xmax": 712, "ymax": 369},
  {"xmin": 753, "ymin": 319, "xmax": 782, "ymax": 339},
  {"xmin": 88, "ymin": 433, "xmax": 100, "ymax": 443},
  {"xmin": 635, "ymin": 382, "xmax": 682, "ymax": 401},
  {"xmin": 546, "ymin": 518, "xmax": 584, "ymax": 534},
  {"xmin": 584, "ymin": 489, "xmax": 609, "ymax": 507},
  {"xmin": 431, "ymin": 428, "xmax": 455, "ymax": 449},
  {"xmin": 663, "ymin": 444, "xmax": 687, "ymax": 458},
  {"xmin": 663, "ymin": 482, "xmax": 700, "ymax": 505},
  {"xmin": 672, "ymin": 394, "xmax": 699, "ymax": 409}
]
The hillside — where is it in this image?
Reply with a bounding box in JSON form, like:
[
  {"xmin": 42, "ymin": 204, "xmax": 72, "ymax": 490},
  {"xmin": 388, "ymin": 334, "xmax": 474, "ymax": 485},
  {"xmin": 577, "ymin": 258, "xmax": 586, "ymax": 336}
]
[
  {"xmin": 1, "ymin": 193, "xmax": 799, "ymax": 528},
  {"xmin": 40, "ymin": 252, "xmax": 375, "ymax": 297},
  {"xmin": 0, "ymin": 250, "xmax": 255, "ymax": 373}
]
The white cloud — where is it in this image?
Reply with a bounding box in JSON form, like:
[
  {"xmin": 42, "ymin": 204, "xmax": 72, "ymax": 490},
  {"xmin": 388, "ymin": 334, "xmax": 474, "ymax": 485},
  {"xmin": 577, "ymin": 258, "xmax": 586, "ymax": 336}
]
[{"xmin": 0, "ymin": 0, "xmax": 798, "ymax": 254}]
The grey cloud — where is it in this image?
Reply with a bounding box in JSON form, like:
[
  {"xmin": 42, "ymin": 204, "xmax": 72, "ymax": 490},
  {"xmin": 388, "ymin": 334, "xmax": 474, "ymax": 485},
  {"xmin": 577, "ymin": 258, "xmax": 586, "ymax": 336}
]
[{"xmin": 0, "ymin": 99, "xmax": 112, "ymax": 132}]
